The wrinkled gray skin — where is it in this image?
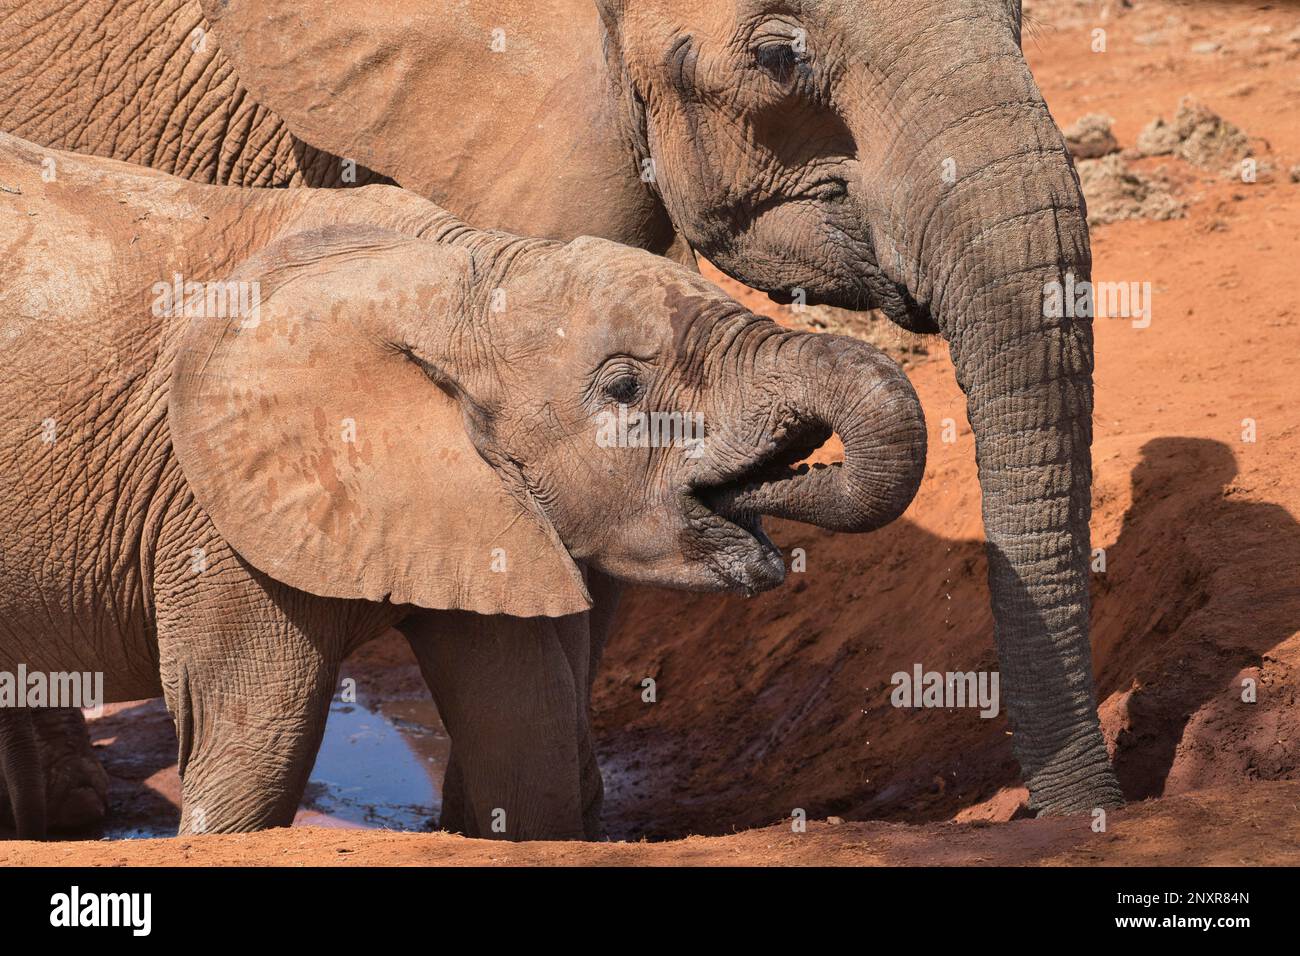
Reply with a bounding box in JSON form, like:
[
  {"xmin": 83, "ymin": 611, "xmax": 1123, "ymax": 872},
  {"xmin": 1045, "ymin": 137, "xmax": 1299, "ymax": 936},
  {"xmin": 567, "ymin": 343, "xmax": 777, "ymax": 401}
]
[
  {"xmin": 0, "ymin": 706, "xmax": 105, "ymax": 835},
  {"xmin": 0, "ymin": 135, "xmax": 924, "ymax": 838},
  {"xmin": 0, "ymin": 0, "xmax": 1122, "ymax": 817},
  {"xmin": 0, "ymin": 710, "xmax": 44, "ymax": 839}
]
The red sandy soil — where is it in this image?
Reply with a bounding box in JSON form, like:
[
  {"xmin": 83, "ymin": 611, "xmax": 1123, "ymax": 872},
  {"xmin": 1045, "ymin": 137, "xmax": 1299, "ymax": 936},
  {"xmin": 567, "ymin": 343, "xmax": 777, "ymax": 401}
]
[
  {"xmin": 4, "ymin": 782, "xmax": 1298, "ymax": 866},
  {"xmin": 4, "ymin": 0, "xmax": 1298, "ymax": 864}
]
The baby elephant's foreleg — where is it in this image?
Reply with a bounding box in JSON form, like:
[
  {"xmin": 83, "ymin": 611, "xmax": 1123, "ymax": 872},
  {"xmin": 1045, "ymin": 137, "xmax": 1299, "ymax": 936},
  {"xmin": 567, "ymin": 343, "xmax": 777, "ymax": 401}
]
[
  {"xmin": 402, "ymin": 611, "xmax": 589, "ymax": 841},
  {"xmin": 155, "ymin": 560, "xmax": 345, "ymax": 835}
]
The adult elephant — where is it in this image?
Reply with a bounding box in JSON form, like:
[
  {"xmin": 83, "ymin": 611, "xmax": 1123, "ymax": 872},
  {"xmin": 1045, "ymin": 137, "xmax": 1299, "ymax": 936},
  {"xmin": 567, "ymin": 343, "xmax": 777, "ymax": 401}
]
[{"xmin": 0, "ymin": 0, "xmax": 1121, "ymax": 815}]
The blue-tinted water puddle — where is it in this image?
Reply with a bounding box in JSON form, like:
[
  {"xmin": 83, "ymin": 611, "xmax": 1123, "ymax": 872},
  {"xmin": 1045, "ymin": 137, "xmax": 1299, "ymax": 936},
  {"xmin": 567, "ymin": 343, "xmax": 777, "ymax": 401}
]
[
  {"xmin": 93, "ymin": 695, "xmax": 450, "ymax": 839},
  {"xmin": 296, "ymin": 697, "xmax": 450, "ymax": 830}
]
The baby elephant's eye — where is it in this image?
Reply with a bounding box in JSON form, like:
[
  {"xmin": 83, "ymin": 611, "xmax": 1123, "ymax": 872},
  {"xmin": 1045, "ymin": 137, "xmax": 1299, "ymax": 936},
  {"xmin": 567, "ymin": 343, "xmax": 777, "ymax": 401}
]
[{"xmin": 604, "ymin": 373, "xmax": 643, "ymax": 405}]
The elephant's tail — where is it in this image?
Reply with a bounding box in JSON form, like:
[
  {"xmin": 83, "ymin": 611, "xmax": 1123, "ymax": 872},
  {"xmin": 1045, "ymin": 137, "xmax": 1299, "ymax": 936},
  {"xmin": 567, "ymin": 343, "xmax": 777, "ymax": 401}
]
[{"xmin": 0, "ymin": 708, "xmax": 47, "ymax": 840}]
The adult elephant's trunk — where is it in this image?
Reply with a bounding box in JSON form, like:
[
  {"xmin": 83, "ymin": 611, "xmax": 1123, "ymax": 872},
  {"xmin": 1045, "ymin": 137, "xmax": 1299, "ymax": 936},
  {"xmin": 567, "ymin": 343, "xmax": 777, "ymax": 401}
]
[
  {"xmin": 845, "ymin": 37, "xmax": 1123, "ymax": 813},
  {"xmin": 708, "ymin": 331, "xmax": 926, "ymax": 534}
]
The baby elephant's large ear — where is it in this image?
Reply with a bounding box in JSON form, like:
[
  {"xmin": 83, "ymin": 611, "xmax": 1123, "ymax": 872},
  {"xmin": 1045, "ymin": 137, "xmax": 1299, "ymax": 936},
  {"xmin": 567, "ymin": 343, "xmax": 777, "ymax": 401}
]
[{"xmin": 168, "ymin": 226, "xmax": 591, "ymax": 618}]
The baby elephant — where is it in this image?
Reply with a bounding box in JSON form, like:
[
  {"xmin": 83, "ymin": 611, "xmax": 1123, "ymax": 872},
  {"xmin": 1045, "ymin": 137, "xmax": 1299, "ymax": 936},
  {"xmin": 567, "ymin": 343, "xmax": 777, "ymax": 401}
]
[{"xmin": 0, "ymin": 131, "xmax": 925, "ymax": 840}]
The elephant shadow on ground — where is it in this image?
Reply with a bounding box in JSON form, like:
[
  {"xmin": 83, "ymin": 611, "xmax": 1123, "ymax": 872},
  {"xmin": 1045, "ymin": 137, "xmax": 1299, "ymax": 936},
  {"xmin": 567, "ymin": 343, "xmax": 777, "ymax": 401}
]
[
  {"xmin": 1092, "ymin": 436, "xmax": 1300, "ymax": 800},
  {"xmin": 596, "ymin": 436, "xmax": 1298, "ymax": 837},
  {"xmin": 598, "ymin": 503, "xmax": 1018, "ymax": 836},
  {"xmin": 93, "ymin": 699, "xmax": 184, "ymax": 837}
]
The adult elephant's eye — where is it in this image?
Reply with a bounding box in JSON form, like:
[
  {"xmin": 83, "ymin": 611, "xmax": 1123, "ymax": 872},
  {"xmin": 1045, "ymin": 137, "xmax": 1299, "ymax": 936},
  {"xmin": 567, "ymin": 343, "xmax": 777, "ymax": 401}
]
[
  {"xmin": 605, "ymin": 373, "xmax": 642, "ymax": 405},
  {"xmin": 754, "ymin": 42, "xmax": 799, "ymax": 83}
]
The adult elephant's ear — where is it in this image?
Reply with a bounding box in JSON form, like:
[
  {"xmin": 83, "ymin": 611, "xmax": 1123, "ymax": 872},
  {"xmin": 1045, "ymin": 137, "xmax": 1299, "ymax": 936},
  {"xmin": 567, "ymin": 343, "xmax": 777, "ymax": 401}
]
[
  {"xmin": 198, "ymin": 0, "xmax": 459, "ymax": 198},
  {"xmin": 168, "ymin": 225, "xmax": 592, "ymax": 618}
]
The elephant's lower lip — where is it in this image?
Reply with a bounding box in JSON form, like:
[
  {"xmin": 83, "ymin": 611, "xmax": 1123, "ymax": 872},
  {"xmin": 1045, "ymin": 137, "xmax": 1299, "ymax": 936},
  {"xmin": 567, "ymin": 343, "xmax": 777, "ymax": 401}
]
[
  {"xmin": 681, "ymin": 420, "xmax": 832, "ymax": 593},
  {"xmin": 680, "ymin": 492, "xmax": 783, "ymax": 593}
]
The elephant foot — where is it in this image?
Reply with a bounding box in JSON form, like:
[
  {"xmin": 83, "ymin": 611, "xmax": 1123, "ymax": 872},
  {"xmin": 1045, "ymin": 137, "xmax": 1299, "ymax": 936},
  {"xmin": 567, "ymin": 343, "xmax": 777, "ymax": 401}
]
[
  {"xmin": 32, "ymin": 708, "xmax": 110, "ymax": 831},
  {"xmin": 43, "ymin": 752, "xmax": 110, "ymax": 830}
]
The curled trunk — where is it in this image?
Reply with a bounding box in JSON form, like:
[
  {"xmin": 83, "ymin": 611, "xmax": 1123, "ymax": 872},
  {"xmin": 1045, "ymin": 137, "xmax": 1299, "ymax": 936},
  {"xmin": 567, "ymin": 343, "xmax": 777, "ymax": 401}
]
[{"xmin": 703, "ymin": 331, "xmax": 926, "ymax": 535}]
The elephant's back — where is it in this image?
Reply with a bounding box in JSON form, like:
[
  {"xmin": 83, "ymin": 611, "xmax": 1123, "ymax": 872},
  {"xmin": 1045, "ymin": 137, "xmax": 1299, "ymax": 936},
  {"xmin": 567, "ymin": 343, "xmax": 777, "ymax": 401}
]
[
  {"xmin": 0, "ymin": 132, "xmax": 231, "ymax": 691},
  {"xmin": 0, "ymin": 132, "xmax": 192, "ymax": 418},
  {"xmin": 0, "ymin": 0, "xmax": 390, "ymax": 189},
  {"xmin": 0, "ymin": 131, "xmax": 310, "ymax": 364}
]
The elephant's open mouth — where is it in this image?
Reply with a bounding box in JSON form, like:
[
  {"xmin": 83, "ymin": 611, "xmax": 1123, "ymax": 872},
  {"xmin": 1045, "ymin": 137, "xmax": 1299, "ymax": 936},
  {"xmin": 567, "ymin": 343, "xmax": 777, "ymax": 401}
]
[
  {"xmin": 682, "ymin": 416, "xmax": 835, "ymax": 592},
  {"xmin": 692, "ymin": 416, "xmax": 834, "ymax": 521}
]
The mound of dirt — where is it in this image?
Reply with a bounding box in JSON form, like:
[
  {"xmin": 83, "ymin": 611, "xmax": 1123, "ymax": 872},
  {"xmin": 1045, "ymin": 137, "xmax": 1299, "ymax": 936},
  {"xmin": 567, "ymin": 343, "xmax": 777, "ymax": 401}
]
[
  {"xmin": 1135, "ymin": 117, "xmax": 1182, "ymax": 158},
  {"xmin": 1076, "ymin": 154, "xmax": 1184, "ymax": 225},
  {"xmin": 1064, "ymin": 114, "xmax": 1121, "ymax": 159},
  {"xmin": 1135, "ymin": 96, "xmax": 1252, "ymax": 174}
]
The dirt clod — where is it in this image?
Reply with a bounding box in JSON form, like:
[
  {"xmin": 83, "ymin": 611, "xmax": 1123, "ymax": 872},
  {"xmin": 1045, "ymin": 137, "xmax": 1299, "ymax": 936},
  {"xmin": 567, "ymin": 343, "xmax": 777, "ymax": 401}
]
[
  {"xmin": 1064, "ymin": 114, "xmax": 1120, "ymax": 159},
  {"xmin": 1136, "ymin": 96, "xmax": 1252, "ymax": 174},
  {"xmin": 1076, "ymin": 154, "xmax": 1184, "ymax": 225},
  {"xmin": 1135, "ymin": 117, "xmax": 1182, "ymax": 158}
]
